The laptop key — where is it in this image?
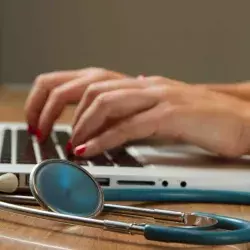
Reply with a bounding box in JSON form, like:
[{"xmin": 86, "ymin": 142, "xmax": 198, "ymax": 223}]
[
  {"xmin": 67, "ymin": 154, "xmax": 88, "ymax": 166},
  {"xmin": 39, "ymin": 136, "xmax": 59, "ymax": 160},
  {"xmin": 55, "ymin": 131, "xmax": 112, "ymax": 166},
  {"xmin": 108, "ymin": 147, "xmax": 143, "ymax": 167},
  {"xmin": 0, "ymin": 129, "xmax": 11, "ymax": 163},
  {"xmin": 55, "ymin": 131, "xmax": 74, "ymax": 159},
  {"xmin": 56, "ymin": 131, "xmax": 70, "ymax": 146},
  {"xmin": 55, "ymin": 131, "xmax": 85, "ymax": 163},
  {"xmin": 87, "ymin": 154, "xmax": 113, "ymax": 166},
  {"xmin": 17, "ymin": 130, "xmax": 36, "ymax": 164}
]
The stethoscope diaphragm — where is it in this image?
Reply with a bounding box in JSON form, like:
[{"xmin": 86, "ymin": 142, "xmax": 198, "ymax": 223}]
[{"xmin": 29, "ymin": 159, "xmax": 104, "ymax": 217}]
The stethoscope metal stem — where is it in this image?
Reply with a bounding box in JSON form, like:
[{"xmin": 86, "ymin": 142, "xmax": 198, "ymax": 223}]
[
  {"xmin": 0, "ymin": 194, "xmax": 214, "ymax": 228},
  {"xmin": 102, "ymin": 204, "xmax": 186, "ymax": 223},
  {"xmin": 0, "ymin": 198, "xmax": 145, "ymax": 235}
]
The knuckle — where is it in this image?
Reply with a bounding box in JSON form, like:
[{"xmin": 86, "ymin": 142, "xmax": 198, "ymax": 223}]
[
  {"xmin": 148, "ymin": 76, "xmax": 165, "ymax": 82},
  {"xmin": 85, "ymin": 84, "xmax": 100, "ymax": 101},
  {"xmin": 33, "ymin": 74, "xmax": 46, "ymax": 87},
  {"xmin": 95, "ymin": 93, "xmax": 113, "ymax": 109},
  {"xmin": 50, "ymin": 88, "xmax": 66, "ymax": 103},
  {"xmin": 86, "ymin": 67, "xmax": 108, "ymax": 78},
  {"xmin": 33, "ymin": 73, "xmax": 53, "ymax": 88}
]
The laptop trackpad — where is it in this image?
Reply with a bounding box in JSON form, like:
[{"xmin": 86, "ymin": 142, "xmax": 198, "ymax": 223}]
[{"xmin": 128, "ymin": 140, "xmax": 250, "ymax": 169}]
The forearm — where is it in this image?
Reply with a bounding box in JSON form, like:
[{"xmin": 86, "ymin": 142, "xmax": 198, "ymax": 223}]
[{"xmin": 193, "ymin": 81, "xmax": 250, "ymax": 101}]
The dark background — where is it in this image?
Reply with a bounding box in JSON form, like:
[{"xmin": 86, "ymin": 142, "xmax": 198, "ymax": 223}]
[{"xmin": 1, "ymin": 0, "xmax": 250, "ymax": 85}]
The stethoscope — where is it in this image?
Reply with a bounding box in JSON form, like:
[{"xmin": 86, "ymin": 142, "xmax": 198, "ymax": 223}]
[{"xmin": 0, "ymin": 159, "xmax": 249, "ymax": 246}]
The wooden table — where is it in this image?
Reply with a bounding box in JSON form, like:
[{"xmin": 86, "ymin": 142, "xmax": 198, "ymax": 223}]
[{"xmin": 0, "ymin": 85, "xmax": 249, "ymax": 250}]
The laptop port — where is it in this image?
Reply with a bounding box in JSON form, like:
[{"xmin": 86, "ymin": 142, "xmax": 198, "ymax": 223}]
[
  {"xmin": 96, "ymin": 178, "xmax": 110, "ymax": 186},
  {"xmin": 117, "ymin": 180, "xmax": 155, "ymax": 186},
  {"xmin": 180, "ymin": 181, "xmax": 187, "ymax": 187},
  {"xmin": 162, "ymin": 181, "xmax": 168, "ymax": 187}
]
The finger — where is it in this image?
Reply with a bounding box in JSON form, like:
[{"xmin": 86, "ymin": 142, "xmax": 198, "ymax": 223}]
[
  {"xmin": 72, "ymin": 78, "xmax": 148, "ymax": 127},
  {"xmin": 71, "ymin": 88, "xmax": 161, "ymax": 147},
  {"xmin": 37, "ymin": 77, "xmax": 88, "ymax": 141},
  {"xmin": 37, "ymin": 71, "xmax": 126, "ymax": 141},
  {"xmin": 144, "ymin": 76, "xmax": 186, "ymax": 86},
  {"xmin": 73, "ymin": 76, "xmax": 184, "ymax": 129},
  {"xmin": 73, "ymin": 105, "xmax": 160, "ymax": 157},
  {"xmin": 24, "ymin": 70, "xmax": 84, "ymax": 130},
  {"xmin": 74, "ymin": 102, "xmax": 249, "ymax": 158}
]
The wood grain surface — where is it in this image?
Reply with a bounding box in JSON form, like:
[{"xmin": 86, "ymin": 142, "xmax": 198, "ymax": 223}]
[{"xmin": 0, "ymin": 86, "xmax": 248, "ymax": 250}]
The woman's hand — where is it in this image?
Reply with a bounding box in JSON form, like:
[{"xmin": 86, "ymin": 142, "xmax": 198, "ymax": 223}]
[
  {"xmin": 71, "ymin": 77, "xmax": 250, "ymax": 158},
  {"xmin": 24, "ymin": 67, "xmax": 128, "ymax": 140},
  {"xmin": 24, "ymin": 68, "xmax": 250, "ymax": 159},
  {"xmin": 24, "ymin": 67, "xmax": 183, "ymax": 141}
]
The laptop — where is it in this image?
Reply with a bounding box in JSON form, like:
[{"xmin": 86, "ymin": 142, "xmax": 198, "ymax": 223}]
[{"xmin": 0, "ymin": 122, "xmax": 250, "ymax": 194}]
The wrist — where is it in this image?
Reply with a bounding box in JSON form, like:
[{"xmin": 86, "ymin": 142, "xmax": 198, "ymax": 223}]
[{"xmin": 192, "ymin": 82, "xmax": 250, "ymax": 100}]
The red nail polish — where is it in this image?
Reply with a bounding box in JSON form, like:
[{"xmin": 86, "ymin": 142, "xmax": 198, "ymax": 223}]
[
  {"xmin": 66, "ymin": 140, "xmax": 72, "ymax": 152},
  {"xmin": 28, "ymin": 125, "xmax": 36, "ymax": 134},
  {"xmin": 75, "ymin": 144, "xmax": 87, "ymax": 156},
  {"xmin": 36, "ymin": 129, "xmax": 42, "ymax": 141}
]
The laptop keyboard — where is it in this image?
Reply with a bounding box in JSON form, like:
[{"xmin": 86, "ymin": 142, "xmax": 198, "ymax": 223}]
[
  {"xmin": 0, "ymin": 129, "xmax": 11, "ymax": 163},
  {"xmin": 17, "ymin": 130, "xmax": 36, "ymax": 164},
  {"xmin": 0, "ymin": 128, "xmax": 143, "ymax": 167}
]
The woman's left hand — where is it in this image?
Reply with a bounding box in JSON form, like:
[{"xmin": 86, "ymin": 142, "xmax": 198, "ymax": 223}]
[{"xmin": 71, "ymin": 76, "xmax": 250, "ymax": 158}]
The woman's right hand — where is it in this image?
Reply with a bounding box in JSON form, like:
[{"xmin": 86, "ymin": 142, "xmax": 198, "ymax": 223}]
[{"xmin": 70, "ymin": 78, "xmax": 250, "ymax": 159}]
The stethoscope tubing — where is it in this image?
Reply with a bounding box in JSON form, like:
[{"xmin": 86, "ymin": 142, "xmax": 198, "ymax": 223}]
[
  {"xmin": 103, "ymin": 188, "xmax": 250, "ymax": 244},
  {"xmin": 144, "ymin": 212, "xmax": 250, "ymax": 245},
  {"xmin": 103, "ymin": 188, "xmax": 250, "ymax": 204}
]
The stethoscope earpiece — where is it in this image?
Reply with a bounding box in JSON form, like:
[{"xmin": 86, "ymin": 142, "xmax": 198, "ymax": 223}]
[{"xmin": 0, "ymin": 173, "xmax": 19, "ymax": 193}]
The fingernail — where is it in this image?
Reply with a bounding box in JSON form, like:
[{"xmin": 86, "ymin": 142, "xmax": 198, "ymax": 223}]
[
  {"xmin": 28, "ymin": 125, "xmax": 42, "ymax": 142},
  {"xmin": 66, "ymin": 140, "xmax": 72, "ymax": 152},
  {"xmin": 28, "ymin": 125, "xmax": 36, "ymax": 134},
  {"xmin": 36, "ymin": 129, "xmax": 42, "ymax": 141},
  {"xmin": 74, "ymin": 144, "xmax": 87, "ymax": 156}
]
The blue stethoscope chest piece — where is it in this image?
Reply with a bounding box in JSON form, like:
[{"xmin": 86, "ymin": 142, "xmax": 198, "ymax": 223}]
[{"xmin": 29, "ymin": 159, "xmax": 104, "ymax": 217}]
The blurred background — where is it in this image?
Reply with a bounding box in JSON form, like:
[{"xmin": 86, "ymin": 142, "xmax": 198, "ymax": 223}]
[{"xmin": 1, "ymin": 0, "xmax": 250, "ymax": 88}]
